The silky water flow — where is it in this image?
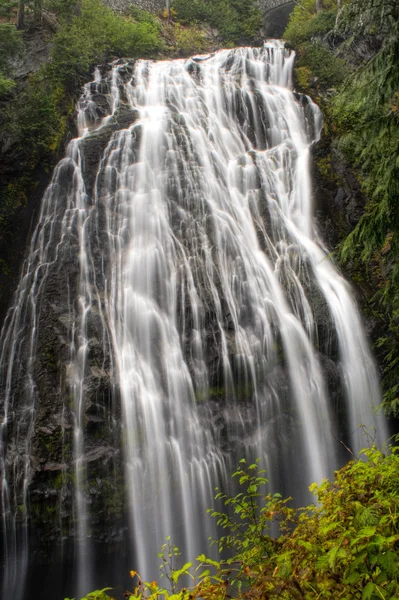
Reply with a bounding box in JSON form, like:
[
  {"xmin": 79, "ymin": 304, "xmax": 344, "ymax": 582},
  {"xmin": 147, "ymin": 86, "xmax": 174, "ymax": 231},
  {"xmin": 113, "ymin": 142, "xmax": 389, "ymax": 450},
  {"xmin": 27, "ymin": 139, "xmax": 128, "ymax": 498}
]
[{"xmin": 0, "ymin": 42, "xmax": 387, "ymax": 599}]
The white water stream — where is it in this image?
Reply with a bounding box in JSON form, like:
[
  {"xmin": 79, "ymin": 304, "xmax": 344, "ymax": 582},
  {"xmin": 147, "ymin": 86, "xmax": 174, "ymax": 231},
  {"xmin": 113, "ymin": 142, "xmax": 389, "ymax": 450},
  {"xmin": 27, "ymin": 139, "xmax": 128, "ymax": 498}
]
[{"xmin": 0, "ymin": 43, "xmax": 387, "ymax": 598}]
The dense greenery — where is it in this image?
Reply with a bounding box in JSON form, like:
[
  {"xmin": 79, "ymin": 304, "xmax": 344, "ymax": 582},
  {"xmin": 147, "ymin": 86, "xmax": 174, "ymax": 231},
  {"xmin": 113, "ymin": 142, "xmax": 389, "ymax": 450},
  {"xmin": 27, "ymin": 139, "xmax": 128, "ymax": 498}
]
[
  {"xmin": 335, "ymin": 12, "xmax": 399, "ymax": 413},
  {"xmin": 285, "ymin": 0, "xmax": 399, "ymax": 414},
  {"xmin": 284, "ymin": 0, "xmax": 347, "ymax": 90},
  {"xmin": 72, "ymin": 445, "xmax": 399, "ymax": 599},
  {"xmin": 171, "ymin": 0, "xmax": 263, "ymax": 44},
  {"xmin": 49, "ymin": 0, "xmax": 163, "ymax": 83},
  {"xmin": 0, "ymin": 24, "xmax": 23, "ymax": 97}
]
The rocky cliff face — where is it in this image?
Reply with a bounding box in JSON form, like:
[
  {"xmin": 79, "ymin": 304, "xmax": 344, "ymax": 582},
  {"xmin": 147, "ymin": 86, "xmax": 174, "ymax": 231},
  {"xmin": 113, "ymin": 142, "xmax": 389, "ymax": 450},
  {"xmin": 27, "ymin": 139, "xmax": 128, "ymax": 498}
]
[{"xmin": 293, "ymin": 0, "xmax": 399, "ymax": 416}]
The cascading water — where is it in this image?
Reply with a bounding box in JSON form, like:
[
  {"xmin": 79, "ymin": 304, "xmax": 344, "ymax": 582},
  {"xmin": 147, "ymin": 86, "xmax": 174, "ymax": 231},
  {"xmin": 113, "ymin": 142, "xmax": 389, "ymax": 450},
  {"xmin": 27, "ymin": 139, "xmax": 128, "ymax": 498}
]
[{"xmin": 0, "ymin": 42, "xmax": 387, "ymax": 599}]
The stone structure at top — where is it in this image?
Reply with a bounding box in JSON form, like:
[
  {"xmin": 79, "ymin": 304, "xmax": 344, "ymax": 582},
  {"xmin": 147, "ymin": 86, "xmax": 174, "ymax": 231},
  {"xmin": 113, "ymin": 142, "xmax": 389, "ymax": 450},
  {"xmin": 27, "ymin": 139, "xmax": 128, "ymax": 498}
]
[
  {"xmin": 260, "ymin": 0, "xmax": 294, "ymax": 11},
  {"xmin": 260, "ymin": 0, "xmax": 295, "ymax": 37},
  {"xmin": 107, "ymin": 0, "xmax": 294, "ymax": 33}
]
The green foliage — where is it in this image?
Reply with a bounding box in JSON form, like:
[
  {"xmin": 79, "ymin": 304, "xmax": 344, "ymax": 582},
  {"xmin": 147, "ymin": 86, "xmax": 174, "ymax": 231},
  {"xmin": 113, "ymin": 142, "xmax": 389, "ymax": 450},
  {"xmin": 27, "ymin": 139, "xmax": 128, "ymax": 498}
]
[
  {"xmin": 82, "ymin": 447, "xmax": 399, "ymax": 599},
  {"xmin": 0, "ymin": 0, "xmax": 163, "ymax": 234},
  {"xmin": 129, "ymin": 5, "xmax": 160, "ymax": 27},
  {"xmin": 174, "ymin": 24, "xmax": 207, "ymax": 56},
  {"xmin": 285, "ymin": 2, "xmax": 338, "ymax": 46},
  {"xmin": 0, "ymin": 24, "xmax": 24, "ymax": 73},
  {"xmin": 48, "ymin": 0, "xmax": 163, "ymax": 85},
  {"xmin": 0, "ymin": 177, "xmax": 29, "ymax": 227},
  {"xmin": 336, "ymin": 34, "xmax": 399, "ymax": 266},
  {"xmin": 171, "ymin": 0, "xmax": 262, "ymax": 44},
  {"xmin": 297, "ymin": 41, "xmax": 346, "ymax": 89},
  {"xmin": 257, "ymin": 443, "xmax": 399, "ymax": 598},
  {"xmin": 334, "ymin": 19, "xmax": 399, "ymax": 410},
  {"xmin": 0, "ymin": 0, "xmax": 17, "ymax": 20},
  {"xmin": 284, "ymin": 2, "xmax": 346, "ymax": 92},
  {"xmin": 0, "ymin": 74, "xmax": 16, "ymax": 98},
  {"xmin": 157, "ymin": 538, "xmax": 193, "ymax": 592},
  {"xmin": 0, "ymin": 24, "xmax": 23, "ymax": 100},
  {"xmin": 208, "ymin": 459, "xmax": 272, "ymax": 561},
  {"xmin": 64, "ymin": 588, "xmax": 112, "ymax": 600}
]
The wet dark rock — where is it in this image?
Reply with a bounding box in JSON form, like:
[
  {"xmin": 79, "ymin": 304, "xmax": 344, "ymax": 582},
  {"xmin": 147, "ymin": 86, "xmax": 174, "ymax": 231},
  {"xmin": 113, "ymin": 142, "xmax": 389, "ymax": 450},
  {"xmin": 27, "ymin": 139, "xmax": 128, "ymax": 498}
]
[
  {"xmin": 311, "ymin": 133, "xmax": 366, "ymax": 250},
  {"xmin": 11, "ymin": 30, "xmax": 52, "ymax": 81}
]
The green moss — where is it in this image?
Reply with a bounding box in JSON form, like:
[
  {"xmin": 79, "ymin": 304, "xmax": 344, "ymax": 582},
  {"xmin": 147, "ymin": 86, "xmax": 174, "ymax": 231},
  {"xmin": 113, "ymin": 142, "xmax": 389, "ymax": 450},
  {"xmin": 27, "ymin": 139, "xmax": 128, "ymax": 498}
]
[
  {"xmin": 41, "ymin": 345, "xmax": 59, "ymax": 372},
  {"xmin": 0, "ymin": 178, "xmax": 28, "ymax": 226},
  {"xmin": 316, "ymin": 153, "xmax": 339, "ymax": 185},
  {"xmin": 295, "ymin": 65, "xmax": 312, "ymax": 90},
  {"xmin": 195, "ymin": 383, "xmax": 254, "ymax": 403}
]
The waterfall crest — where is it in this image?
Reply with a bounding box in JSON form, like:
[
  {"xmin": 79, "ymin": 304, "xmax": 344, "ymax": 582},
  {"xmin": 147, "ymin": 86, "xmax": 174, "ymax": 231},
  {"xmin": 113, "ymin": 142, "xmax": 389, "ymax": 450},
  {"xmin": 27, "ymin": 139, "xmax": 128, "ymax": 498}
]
[{"xmin": 0, "ymin": 42, "xmax": 386, "ymax": 598}]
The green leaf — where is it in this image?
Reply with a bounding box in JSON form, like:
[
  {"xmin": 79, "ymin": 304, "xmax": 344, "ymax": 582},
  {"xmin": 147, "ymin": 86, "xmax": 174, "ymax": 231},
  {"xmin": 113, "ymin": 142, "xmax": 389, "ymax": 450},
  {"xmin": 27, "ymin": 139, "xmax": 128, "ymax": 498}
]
[
  {"xmin": 297, "ymin": 540, "xmax": 314, "ymax": 552},
  {"xmin": 358, "ymin": 527, "xmax": 377, "ymax": 537},
  {"xmin": 362, "ymin": 582, "xmax": 376, "ymax": 600},
  {"xmin": 351, "ymin": 526, "xmax": 377, "ymax": 545},
  {"xmin": 198, "ymin": 569, "xmax": 210, "ymax": 578},
  {"xmin": 326, "ymin": 546, "xmax": 346, "ymax": 571},
  {"xmin": 171, "ymin": 561, "xmax": 193, "ymax": 583},
  {"xmin": 196, "ymin": 555, "xmax": 220, "ymax": 569}
]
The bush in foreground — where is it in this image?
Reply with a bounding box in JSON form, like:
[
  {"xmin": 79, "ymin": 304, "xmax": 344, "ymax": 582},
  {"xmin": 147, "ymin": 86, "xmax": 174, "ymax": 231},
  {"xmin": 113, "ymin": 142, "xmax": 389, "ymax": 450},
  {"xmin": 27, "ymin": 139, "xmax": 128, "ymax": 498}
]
[{"xmin": 72, "ymin": 441, "xmax": 399, "ymax": 600}]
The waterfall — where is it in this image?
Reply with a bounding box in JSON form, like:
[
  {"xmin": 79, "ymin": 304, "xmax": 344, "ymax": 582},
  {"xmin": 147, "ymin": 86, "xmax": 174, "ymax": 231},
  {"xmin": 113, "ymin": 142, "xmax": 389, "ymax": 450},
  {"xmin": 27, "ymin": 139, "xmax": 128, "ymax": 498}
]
[{"xmin": 0, "ymin": 42, "xmax": 387, "ymax": 599}]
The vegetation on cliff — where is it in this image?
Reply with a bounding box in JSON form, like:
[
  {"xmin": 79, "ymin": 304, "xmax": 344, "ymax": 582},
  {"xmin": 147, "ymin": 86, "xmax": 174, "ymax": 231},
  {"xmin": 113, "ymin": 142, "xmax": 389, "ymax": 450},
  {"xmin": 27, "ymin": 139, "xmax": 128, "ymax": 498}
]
[
  {"xmin": 284, "ymin": 0, "xmax": 399, "ymax": 414},
  {"xmin": 0, "ymin": 0, "xmax": 263, "ymax": 308},
  {"xmin": 0, "ymin": 22, "xmax": 23, "ymax": 97},
  {"xmin": 73, "ymin": 442, "xmax": 399, "ymax": 600}
]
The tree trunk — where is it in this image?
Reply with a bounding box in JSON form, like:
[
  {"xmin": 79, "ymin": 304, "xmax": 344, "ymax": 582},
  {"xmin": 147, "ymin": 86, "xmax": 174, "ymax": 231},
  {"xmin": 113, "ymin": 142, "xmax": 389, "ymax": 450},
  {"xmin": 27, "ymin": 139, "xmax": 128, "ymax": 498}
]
[
  {"xmin": 316, "ymin": 0, "xmax": 323, "ymax": 12},
  {"xmin": 16, "ymin": 0, "xmax": 25, "ymax": 29},
  {"xmin": 335, "ymin": 0, "xmax": 342, "ymax": 26},
  {"xmin": 34, "ymin": 0, "xmax": 42, "ymax": 27}
]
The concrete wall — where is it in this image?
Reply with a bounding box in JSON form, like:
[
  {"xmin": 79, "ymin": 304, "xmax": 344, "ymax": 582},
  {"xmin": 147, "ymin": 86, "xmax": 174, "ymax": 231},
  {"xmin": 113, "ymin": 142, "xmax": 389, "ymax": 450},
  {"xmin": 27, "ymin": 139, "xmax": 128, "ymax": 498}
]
[
  {"xmin": 104, "ymin": 0, "xmax": 166, "ymax": 13},
  {"xmin": 106, "ymin": 0, "xmax": 294, "ymax": 17},
  {"xmin": 260, "ymin": 0, "xmax": 292, "ymax": 10}
]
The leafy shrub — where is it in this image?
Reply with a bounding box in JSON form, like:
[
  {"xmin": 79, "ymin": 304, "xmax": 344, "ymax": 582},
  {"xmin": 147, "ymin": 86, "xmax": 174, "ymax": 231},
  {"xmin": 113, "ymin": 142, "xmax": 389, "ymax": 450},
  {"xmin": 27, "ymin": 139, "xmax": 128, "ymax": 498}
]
[
  {"xmin": 0, "ymin": 0, "xmax": 17, "ymax": 19},
  {"xmin": 285, "ymin": 3, "xmax": 337, "ymax": 46},
  {"xmin": 0, "ymin": 24, "xmax": 24, "ymax": 72},
  {"xmin": 298, "ymin": 41, "xmax": 346, "ymax": 88},
  {"xmin": 0, "ymin": 74, "xmax": 16, "ymax": 98},
  {"xmin": 129, "ymin": 5, "xmax": 160, "ymax": 28},
  {"xmin": 48, "ymin": 0, "xmax": 163, "ymax": 86},
  {"xmin": 80, "ymin": 445, "xmax": 399, "ymax": 600},
  {"xmin": 174, "ymin": 24, "xmax": 207, "ymax": 56},
  {"xmin": 284, "ymin": 2, "xmax": 345, "ymax": 92}
]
